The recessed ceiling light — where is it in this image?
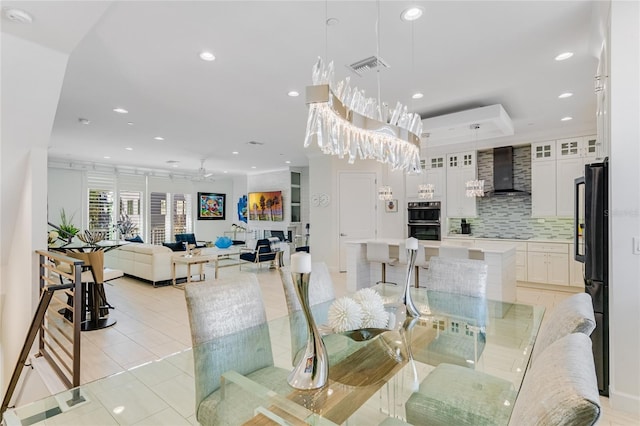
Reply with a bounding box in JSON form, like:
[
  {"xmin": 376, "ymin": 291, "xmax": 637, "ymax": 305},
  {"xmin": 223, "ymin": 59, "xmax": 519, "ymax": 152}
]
[
  {"xmin": 412, "ymin": 92, "xmax": 424, "ymax": 99},
  {"xmin": 285, "ymin": 160, "xmax": 291, "ymax": 164},
  {"xmin": 223, "ymin": 171, "xmax": 228, "ymax": 174},
  {"xmin": 199, "ymin": 51, "xmax": 216, "ymax": 61},
  {"xmin": 558, "ymin": 92, "xmax": 573, "ymax": 99},
  {"xmin": 127, "ymin": 122, "xmax": 134, "ymax": 126},
  {"xmin": 401, "ymin": 7, "xmax": 424, "ymax": 21},
  {"xmin": 78, "ymin": 118, "xmax": 91, "ymax": 125},
  {"xmin": 251, "ymin": 166, "xmax": 257, "ymax": 169},
  {"xmin": 172, "ymin": 164, "xmax": 179, "ymax": 168},
  {"xmin": 232, "ymin": 151, "xmax": 239, "ymax": 155},
  {"xmin": 555, "ymin": 52, "xmax": 574, "ymax": 61},
  {"xmin": 287, "ymin": 91, "xmax": 300, "ymax": 97},
  {"xmin": 103, "ymin": 156, "xmax": 111, "ymax": 159},
  {"xmin": 113, "ymin": 107, "xmax": 128, "ymax": 114},
  {"xmin": 326, "ymin": 17, "xmax": 339, "ymax": 26},
  {"xmin": 561, "ymin": 116, "xmax": 573, "ymax": 121},
  {"xmin": 153, "ymin": 136, "xmax": 165, "ymax": 141},
  {"xmin": 125, "ymin": 147, "xmax": 133, "ymax": 151}
]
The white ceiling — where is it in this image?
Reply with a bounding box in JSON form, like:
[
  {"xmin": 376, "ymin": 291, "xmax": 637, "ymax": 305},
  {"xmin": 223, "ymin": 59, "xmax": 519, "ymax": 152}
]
[{"xmin": 1, "ymin": 1, "xmax": 602, "ymax": 178}]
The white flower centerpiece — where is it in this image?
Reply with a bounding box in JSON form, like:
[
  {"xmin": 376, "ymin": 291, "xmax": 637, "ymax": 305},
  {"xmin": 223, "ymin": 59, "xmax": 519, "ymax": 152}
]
[{"xmin": 327, "ymin": 288, "xmax": 389, "ymax": 333}]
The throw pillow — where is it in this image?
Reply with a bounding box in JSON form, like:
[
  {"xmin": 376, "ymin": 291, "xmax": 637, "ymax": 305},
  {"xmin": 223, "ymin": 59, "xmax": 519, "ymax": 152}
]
[
  {"xmin": 125, "ymin": 235, "xmax": 144, "ymax": 243},
  {"xmin": 163, "ymin": 242, "xmax": 186, "ymax": 252}
]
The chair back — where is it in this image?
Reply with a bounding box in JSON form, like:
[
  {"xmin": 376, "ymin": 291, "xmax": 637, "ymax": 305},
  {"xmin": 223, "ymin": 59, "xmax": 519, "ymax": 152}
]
[
  {"xmin": 366, "ymin": 241, "xmax": 392, "ymax": 263},
  {"xmin": 509, "ymin": 333, "xmax": 601, "ymax": 426},
  {"xmin": 439, "ymin": 245, "xmax": 470, "ymax": 259},
  {"xmin": 424, "ymin": 256, "xmax": 487, "ymax": 298},
  {"xmin": 184, "ymin": 274, "xmax": 274, "ymax": 411},
  {"xmin": 530, "ymin": 292, "xmax": 596, "ymax": 363},
  {"xmin": 255, "ymin": 238, "xmax": 272, "ymax": 254},
  {"xmin": 176, "ymin": 233, "xmax": 197, "ymax": 245}
]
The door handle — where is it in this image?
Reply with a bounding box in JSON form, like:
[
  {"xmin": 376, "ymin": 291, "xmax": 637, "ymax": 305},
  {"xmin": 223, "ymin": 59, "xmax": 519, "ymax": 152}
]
[{"xmin": 340, "ymin": 233, "xmax": 347, "ymax": 237}]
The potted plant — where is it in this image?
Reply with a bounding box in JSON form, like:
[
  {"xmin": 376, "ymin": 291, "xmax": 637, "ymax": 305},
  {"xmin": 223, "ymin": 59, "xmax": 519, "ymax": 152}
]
[{"xmin": 56, "ymin": 208, "xmax": 79, "ymax": 243}]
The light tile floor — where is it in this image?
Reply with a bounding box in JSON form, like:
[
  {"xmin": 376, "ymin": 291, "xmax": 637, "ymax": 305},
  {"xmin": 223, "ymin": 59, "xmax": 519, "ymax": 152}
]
[{"xmin": 44, "ymin": 265, "xmax": 637, "ymax": 425}]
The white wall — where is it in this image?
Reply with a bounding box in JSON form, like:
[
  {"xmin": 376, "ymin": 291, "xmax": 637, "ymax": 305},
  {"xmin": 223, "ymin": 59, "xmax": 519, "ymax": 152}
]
[
  {"xmin": 192, "ymin": 178, "xmax": 235, "ymax": 242},
  {"xmin": 0, "ymin": 34, "xmax": 68, "ymax": 400},
  {"xmin": 608, "ymin": 0, "xmax": 640, "ymax": 413},
  {"xmin": 48, "ymin": 168, "xmax": 84, "ymax": 229},
  {"xmin": 246, "ymin": 169, "xmax": 292, "ymax": 237}
]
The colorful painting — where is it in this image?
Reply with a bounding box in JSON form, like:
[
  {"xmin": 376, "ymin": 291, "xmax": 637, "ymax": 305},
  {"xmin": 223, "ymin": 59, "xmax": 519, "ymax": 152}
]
[
  {"xmin": 198, "ymin": 192, "xmax": 225, "ymax": 220},
  {"xmin": 237, "ymin": 195, "xmax": 248, "ymax": 223},
  {"xmin": 248, "ymin": 191, "xmax": 283, "ymax": 221}
]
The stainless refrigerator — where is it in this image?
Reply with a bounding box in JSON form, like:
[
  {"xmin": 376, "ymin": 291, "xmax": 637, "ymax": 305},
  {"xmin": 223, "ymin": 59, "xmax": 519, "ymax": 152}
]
[{"xmin": 575, "ymin": 160, "xmax": 609, "ymax": 396}]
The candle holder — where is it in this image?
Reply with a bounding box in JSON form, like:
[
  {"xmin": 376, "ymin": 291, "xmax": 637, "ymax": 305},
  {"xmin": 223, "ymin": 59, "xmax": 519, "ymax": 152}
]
[
  {"xmin": 403, "ymin": 247, "xmax": 421, "ymax": 318},
  {"xmin": 287, "ymin": 271, "xmax": 329, "ymax": 389}
]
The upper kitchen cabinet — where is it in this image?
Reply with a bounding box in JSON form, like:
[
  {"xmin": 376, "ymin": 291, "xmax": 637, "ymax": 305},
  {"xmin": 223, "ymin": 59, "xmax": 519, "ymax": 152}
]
[
  {"xmin": 531, "ymin": 141, "xmax": 557, "ymax": 217},
  {"xmin": 446, "ymin": 151, "xmax": 477, "ymax": 218},
  {"xmin": 556, "ymin": 135, "xmax": 597, "ymax": 162},
  {"xmin": 556, "ymin": 136, "xmax": 597, "ymax": 217},
  {"xmin": 405, "ymin": 156, "xmax": 446, "ymax": 200}
]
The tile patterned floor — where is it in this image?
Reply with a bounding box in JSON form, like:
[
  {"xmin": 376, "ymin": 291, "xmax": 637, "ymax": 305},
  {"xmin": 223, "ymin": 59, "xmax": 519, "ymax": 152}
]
[{"xmin": 38, "ymin": 265, "xmax": 638, "ymax": 425}]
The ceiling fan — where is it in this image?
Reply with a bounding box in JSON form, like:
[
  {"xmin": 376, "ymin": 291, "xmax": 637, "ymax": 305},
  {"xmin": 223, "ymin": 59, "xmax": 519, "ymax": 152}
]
[{"xmin": 197, "ymin": 159, "xmax": 213, "ymax": 178}]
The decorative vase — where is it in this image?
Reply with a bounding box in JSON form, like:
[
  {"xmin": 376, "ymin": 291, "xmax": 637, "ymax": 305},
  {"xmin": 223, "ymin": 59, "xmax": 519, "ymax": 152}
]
[
  {"xmin": 403, "ymin": 238, "xmax": 421, "ymax": 318},
  {"xmin": 288, "ymin": 253, "xmax": 328, "ymax": 390}
]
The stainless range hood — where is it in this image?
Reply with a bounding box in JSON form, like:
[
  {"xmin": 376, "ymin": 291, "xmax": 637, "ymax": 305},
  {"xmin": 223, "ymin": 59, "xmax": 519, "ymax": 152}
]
[{"xmin": 492, "ymin": 146, "xmax": 529, "ymax": 195}]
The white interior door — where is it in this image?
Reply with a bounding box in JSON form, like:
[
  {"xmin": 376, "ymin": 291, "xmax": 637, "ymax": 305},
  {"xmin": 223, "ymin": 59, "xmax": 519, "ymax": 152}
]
[{"xmin": 339, "ymin": 172, "xmax": 377, "ymax": 271}]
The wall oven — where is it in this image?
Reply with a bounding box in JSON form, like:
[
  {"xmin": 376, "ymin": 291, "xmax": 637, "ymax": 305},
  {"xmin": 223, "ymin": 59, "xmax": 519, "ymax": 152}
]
[{"xmin": 407, "ymin": 201, "xmax": 441, "ymax": 241}]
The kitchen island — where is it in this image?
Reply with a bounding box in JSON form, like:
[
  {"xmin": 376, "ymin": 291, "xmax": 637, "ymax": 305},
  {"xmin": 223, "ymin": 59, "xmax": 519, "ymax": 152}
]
[{"xmin": 346, "ymin": 239, "xmax": 517, "ymax": 303}]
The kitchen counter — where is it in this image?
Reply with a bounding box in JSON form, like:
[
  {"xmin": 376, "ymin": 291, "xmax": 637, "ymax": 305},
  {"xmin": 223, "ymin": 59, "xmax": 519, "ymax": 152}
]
[
  {"xmin": 346, "ymin": 239, "xmax": 516, "ymax": 304},
  {"xmin": 445, "ymin": 234, "xmax": 574, "ymax": 243}
]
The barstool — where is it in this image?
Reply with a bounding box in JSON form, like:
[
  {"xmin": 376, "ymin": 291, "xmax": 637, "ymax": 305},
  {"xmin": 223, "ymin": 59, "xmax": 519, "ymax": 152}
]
[
  {"xmin": 366, "ymin": 242, "xmax": 397, "ymax": 285},
  {"xmin": 399, "ymin": 241, "xmax": 430, "ymax": 288}
]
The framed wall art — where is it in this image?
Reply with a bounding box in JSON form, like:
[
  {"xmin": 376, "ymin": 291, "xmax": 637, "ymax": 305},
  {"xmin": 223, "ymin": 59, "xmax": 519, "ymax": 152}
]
[
  {"xmin": 198, "ymin": 192, "xmax": 226, "ymax": 220},
  {"xmin": 248, "ymin": 191, "xmax": 283, "ymax": 221},
  {"xmin": 385, "ymin": 199, "xmax": 398, "ymax": 213}
]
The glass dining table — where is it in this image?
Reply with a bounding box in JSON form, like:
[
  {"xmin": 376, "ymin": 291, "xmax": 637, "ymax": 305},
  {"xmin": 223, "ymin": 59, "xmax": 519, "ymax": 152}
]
[{"xmin": 3, "ymin": 287, "xmax": 544, "ymax": 425}]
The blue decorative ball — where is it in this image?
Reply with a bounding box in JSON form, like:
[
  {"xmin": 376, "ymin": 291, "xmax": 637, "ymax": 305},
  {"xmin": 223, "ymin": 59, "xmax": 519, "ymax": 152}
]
[{"xmin": 214, "ymin": 236, "xmax": 233, "ymax": 249}]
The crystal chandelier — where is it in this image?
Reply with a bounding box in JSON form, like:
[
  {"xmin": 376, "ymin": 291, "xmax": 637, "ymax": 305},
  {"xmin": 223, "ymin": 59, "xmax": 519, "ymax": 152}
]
[
  {"xmin": 378, "ymin": 185, "xmax": 393, "ymax": 201},
  {"xmin": 418, "ymin": 183, "xmax": 434, "ymax": 200},
  {"xmin": 465, "ymin": 124, "xmax": 485, "ymax": 197},
  {"xmin": 303, "ymin": 58, "xmax": 422, "ymax": 173}
]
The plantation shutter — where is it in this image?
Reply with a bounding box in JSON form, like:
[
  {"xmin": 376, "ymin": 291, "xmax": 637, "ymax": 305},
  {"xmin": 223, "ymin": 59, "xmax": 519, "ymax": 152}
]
[
  {"xmin": 117, "ymin": 174, "xmax": 146, "ymax": 239},
  {"xmin": 87, "ymin": 173, "xmax": 116, "ymax": 238}
]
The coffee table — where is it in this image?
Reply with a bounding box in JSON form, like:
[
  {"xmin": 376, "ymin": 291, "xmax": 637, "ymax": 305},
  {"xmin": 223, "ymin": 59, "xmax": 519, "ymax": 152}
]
[{"xmin": 171, "ymin": 253, "xmax": 216, "ymax": 288}]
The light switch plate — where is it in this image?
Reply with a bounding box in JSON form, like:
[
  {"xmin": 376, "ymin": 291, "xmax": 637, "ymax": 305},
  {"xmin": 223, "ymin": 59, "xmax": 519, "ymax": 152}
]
[{"xmin": 633, "ymin": 237, "xmax": 640, "ymax": 255}]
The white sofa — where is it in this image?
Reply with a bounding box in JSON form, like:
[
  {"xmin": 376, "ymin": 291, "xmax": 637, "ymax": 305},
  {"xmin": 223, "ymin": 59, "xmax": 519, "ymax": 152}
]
[{"xmin": 105, "ymin": 243, "xmax": 188, "ymax": 286}]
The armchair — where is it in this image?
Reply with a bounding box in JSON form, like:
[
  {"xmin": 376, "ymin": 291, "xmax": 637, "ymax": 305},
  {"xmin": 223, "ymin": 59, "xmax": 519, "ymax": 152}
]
[
  {"xmin": 175, "ymin": 233, "xmax": 206, "ymax": 248},
  {"xmin": 239, "ymin": 238, "xmax": 277, "ymax": 270}
]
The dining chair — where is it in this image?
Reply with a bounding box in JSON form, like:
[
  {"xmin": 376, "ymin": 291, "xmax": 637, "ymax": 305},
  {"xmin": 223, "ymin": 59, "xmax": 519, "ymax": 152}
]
[
  {"xmin": 405, "ymin": 333, "xmax": 601, "ymax": 426},
  {"xmin": 413, "ymin": 256, "xmax": 489, "ymax": 368},
  {"xmin": 529, "ymin": 292, "xmax": 596, "ymax": 364},
  {"xmin": 438, "ymin": 245, "xmax": 470, "ymax": 259},
  {"xmin": 366, "ymin": 241, "xmax": 398, "ymax": 286},
  {"xmin": 422, "ymin": 256, "xmax": 488, "ymax": 298},
  {"xmin": 184, "ymin": 274, "xmax": 290, "ymax": 425}
]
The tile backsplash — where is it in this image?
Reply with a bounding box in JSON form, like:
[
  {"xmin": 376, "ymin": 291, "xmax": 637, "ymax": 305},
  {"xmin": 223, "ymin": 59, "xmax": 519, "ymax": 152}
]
[{"xmin": 448, "ymin": 145, "xmax": 573, "ymax": 239}]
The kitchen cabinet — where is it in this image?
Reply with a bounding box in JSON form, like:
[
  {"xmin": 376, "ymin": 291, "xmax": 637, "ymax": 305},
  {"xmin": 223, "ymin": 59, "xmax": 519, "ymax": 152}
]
[
  {"xmin": 531, "ymin": 141, "xmax": 557, "ymax": 217},
  {"xmin": 556, "ymin": 136, "xmax": 598, "ymax": 217},
  {"xmin": 446, "ymin": 151, "xmax": 477, "ymax": 218},
  {"xmin": 526, "ymin": 242, "xmax": 569, "ymax": 286},
  {"xmin": 405, "ymin": 156, "xmax": 446, "ymax": 201}
]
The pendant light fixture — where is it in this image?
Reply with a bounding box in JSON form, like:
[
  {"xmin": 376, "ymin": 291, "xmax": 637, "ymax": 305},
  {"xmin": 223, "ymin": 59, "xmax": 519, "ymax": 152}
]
[
  {"xmin": 303, "ymin": 2, "xmax": 422, "ymax": 174},
  {"xmin": 465, "ymin": 124, "xmax": 485, "ymax": 197}
]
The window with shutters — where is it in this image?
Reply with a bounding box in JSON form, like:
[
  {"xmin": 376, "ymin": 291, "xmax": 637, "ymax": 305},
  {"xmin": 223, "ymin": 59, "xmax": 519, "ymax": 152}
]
[
  {"xmin": 88, "ymin": 174, "xmax": 116, "ymax": 239},
  {"xmin": 119, "ymin": 190, "xmax": 143, "ymax": 238},
  {"xmin": 149, "ymin": 192, "xmax": 192, "ymax": 244}
]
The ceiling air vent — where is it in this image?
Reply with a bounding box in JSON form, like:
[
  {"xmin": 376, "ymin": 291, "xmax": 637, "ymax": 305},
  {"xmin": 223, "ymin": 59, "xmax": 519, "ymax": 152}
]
[{"xmin": 347, "ymin": 56, "xmax": 389, "ymax": 76}]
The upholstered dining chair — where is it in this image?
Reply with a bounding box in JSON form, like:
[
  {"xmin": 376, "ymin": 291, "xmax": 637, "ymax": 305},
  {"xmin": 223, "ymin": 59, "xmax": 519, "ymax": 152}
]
[
  {"xmin": 422, "ymin": 256, "xmax": 488, "ymax": 298},
  {"xmin": 413, "ymin": 256, "xmax": 489, "ymax": 368},
  {"xmin": 405, "ymin": 333, "xmax": 601, "ymax": 426},
  {"xmin": 184, "ymin": 274, "xmax": 290, "ymax": 425},
  {"xmin": 529, "ymin": 292, "xmax": 596, "ymax": 363}
]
